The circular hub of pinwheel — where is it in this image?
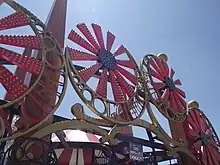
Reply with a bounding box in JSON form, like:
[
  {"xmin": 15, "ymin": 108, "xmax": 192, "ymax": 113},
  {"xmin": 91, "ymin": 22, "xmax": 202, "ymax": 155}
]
[
  {"xmin": 141, "ymin": 54, "xmax": 187, "ymax": 122},
  {"xmin": 66, "ymin": 23, "xmax": 146, "ymax": 124},
  {"xmin": 0, "ymin": 1, "xmax": 67, "ymax": 137},
  {"xmin": 184, "ymin": 103, "xmax": 220, "ymax": 165}
]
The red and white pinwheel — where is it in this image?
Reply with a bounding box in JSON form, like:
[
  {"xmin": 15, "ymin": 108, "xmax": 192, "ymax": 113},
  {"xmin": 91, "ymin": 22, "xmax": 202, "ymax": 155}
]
[
  {"xmin": 66, "ymin": 23, "xmax": 144, "ymax": 124},
  {"xmin": 184, "ymin": 108, "xmax": 220, "ymax": 165},
  {"xmin": 0, "ymin": 12, "xmax": 42, "ymax": 102},
  {"xmin": 0, "ymin": 2, "xmax": 44, "ymax": 134},
  {"xmin": 147, "ymin": 55, "xmax": 187, "ymax": 113}
]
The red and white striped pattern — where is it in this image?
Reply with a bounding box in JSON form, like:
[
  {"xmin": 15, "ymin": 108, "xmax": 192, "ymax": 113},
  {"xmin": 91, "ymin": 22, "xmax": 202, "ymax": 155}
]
[
  {"xmin": 51, "ymin": 130, "xmax": 101, "ymax": 165},
  {"xmin": 51, "ymin": 130, "xmax": 127, "ymax": 164},
  {"xmin": 51, "ymin": 130, "xmax": 101, "ymax": 143},
  {"xmin": 54, "ymin": 148, "xmax": 87, "ymax": 165}
]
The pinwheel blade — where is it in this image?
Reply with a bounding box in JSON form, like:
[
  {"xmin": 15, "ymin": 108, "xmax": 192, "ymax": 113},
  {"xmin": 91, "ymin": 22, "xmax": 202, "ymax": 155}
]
[
  {"xmin": 0, "ymin": 35, "xmax": 41, "ymax": 50},
  {"xmin": 0, "ymin": 11, "xmax": 30, "ymax": 30},
  {"xmin": 68, "ymin": 29, "xmax": 98, "ymax": 54},
  {"xmin": 169, "ymin": 68, "xmax": 175, "ymax": 78},
  {"xmin": 106, "ymin": 31, "xmax": 115, "ymax": 51},
  {"xmin": 153, "ymin": 82, "xmax": 166, "ymax": 90},
  {"xmin": 153, "ymin": 57, "xmax": 166, "ymax": 77},
  {"xmin": 161, "ymin": 60, "xmax": 169, "ymax": 76},
  {"xmin": 175, "ymin": 87, "xmax": 186, "ymax": 98},
  {"xmin": 198, "ymin": 115, "xmax": 206, "ymax": 132},
  {"xmin": 116, "ymin": 65, "xmax": 137, "ymax": 85},
  {"xmin": 114, "ymin": 70, "xmax": 134, "ymax": 98},
  {"xmin": 77, "ymin": 23, "xmax": 100, "ymax": 50},
  {"xmin": 0, "ymin": 65, "xmax": 28, "ymax": 98},
  {"xmin": 209, "ymin": 140, "xmax": 218, "ymax": 150},
  {"xmin": 96, "ymin": 69, "xmax": 108, "ymax": 98},
  {"xmin": 174, "ymin": 79, "xmax": 182, "ymax": 85},
  {"xmin": 201, "ymin": 147, "xmax": 208, "ymax": 165},
  {"xmin": 161, "ymin": 88, "xmax": 169, "ymax": 102},
  {"xmin": 194, "ymin": 140, "xmax": 202, "ymax": 152},
  {"xmin": 91, "ymin": 23, "xmax": 105, "ymax": 49},
  {"xmin": 149, "ymin": 67, "xmax": 164, "ymax": 81},
  {"xmin": 208, "ymin": 145, "xmax": 219, "ymax": 165},
  {"xmin": 191, "ymin": 111, "xmax": 203, "ymax": 132},
  {"xmin": 79, "ymin": 63, "xmax": 102, "ymax": 82},
  {"xmin": 0, "ymin": 47, "xmax": 42, "ymax": 76},
  {"xmin": 173, "ymin": 91, "xmax": 186, "ymax": 109},
  {"xmin": 170, "ymin": 91, "xmax": 179, "ymax": 111},
  {"xmin": 187, "ymin": 117, "xmax": 201, "ymax": 133},
  {"xmin": 149, "ymin": 58, "xmax": 165, "ymax": 77},
  {"xmin": 68, "ymin": 47, "xmax": 98, "ymax": 61},
  {"xmin": 116, "ymin": 60, "xmax": 136, "ymax": 69},
  {"xmin": 113, "ymin": 45, "xmax": 126, "ymax": 57},
  {"xmin": 109, "ymin": 71, "xmax": 125, "ymax": 102},
  {"xmin": 189, "ymin": 129, "xmax": 199, "ymax": 138}
]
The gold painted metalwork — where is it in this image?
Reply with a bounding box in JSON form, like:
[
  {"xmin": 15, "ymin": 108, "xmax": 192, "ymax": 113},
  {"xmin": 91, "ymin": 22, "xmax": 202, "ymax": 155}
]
[
  {"xmin": 188, "ymin": 100, "xmax": 199, "ymax": 109},
  {"xmin": 158, "ymin": 53, "xmax": 168, "ymax": 62},
  {"xmin": 66, "ymin": 47, "xmax": 147, "ymax": 125},
  {"xmin": 71, "ymin": 102, "xmax": 191, "ymax": 159},
  {"xmin": 71, "ymin": 103, "xmax": 114, "ymax": 127},
  {"xmin": 30, "ymin": 120, "xmax": 108, "ymax": 139}
]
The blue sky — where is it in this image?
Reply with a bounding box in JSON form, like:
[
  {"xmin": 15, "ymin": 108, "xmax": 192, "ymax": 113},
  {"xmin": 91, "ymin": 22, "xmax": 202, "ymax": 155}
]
[{"xmin": 1, "ymin": 0, "xmax": 220, "ymax": 161}]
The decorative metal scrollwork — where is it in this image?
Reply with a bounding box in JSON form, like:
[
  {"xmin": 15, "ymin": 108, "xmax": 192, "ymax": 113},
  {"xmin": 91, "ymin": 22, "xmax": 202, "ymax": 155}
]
[
  {"xmin": 94, "ymin": 147, "xmax": 113, "ymax": 165},
  {"xmin": 1, "ymin": 137, "xmax": 57, "ymax": 165}
]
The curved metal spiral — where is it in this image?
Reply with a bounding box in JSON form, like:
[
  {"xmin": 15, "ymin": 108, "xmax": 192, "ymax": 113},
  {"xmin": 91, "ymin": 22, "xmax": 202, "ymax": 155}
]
[
  {"xmin": 1, "ymin": 137, "xmax": 57, "ymax": 165},
  {"xmin": 66, "ymin": 23, "xmax": 146, "ymax": 125},
  {"xmin": 0, "ymin": 0, "xmax": 67, "ymax": 142}
]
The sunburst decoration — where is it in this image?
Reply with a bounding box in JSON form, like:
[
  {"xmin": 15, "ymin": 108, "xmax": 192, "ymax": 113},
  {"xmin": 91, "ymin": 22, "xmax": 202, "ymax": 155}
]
[
  {"xmin": 142, "ymin": 54, "xmax": 187, "ymax": 121},
  {"xmin": 66, "ymin": 23, "xmax": 145, "ymax": 124}
]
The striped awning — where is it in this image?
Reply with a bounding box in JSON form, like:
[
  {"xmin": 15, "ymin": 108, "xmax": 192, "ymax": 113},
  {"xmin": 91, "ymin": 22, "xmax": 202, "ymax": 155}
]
[
  {"xmin": 54, "ymin": 148, "xmax": 91, "ymax": 165},
  {"xmin": 51, "ymin": 130, "xmax": 126, "ymax": 165},
  {"xmin": 51, "ymin": 129, "xmax": 101, "ymax": 143},
  {"xmin": 51, "ymin": 130, "xmax": 109, "ymax": 165}
]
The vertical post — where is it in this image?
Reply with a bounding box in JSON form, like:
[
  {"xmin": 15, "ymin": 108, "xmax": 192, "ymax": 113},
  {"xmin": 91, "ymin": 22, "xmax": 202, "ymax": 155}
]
[
  {"xmin": 169, "ymin": 121, "xmax": 197, "ymax": 165},
  {"xmin": 26, "ymin": 0, "xmax": 67, "ymax": 162}
]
